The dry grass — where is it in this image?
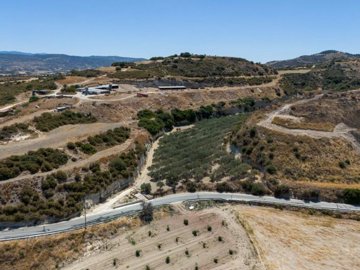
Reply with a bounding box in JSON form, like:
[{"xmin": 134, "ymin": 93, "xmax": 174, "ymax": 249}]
[
  {"xmin": 56, "ymin": 76, "xmax": 87, "ymax": 85},
  {"xmin": 272, "ymin": 116, "xmax": 335, "ymax": 132},
  {"xmin": 0, "ymin": 216, "xmax": 141, "ymax": 270},
  {"xmin": 235, "ymin": 205, "xmax": 360, "ymax": 270}
]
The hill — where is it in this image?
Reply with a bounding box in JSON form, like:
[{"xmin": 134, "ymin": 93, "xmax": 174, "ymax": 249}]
[
  {"xmin": 279, "ymin": 59, "xmax": 360, "ymax": 94},
  {"xmin": 111, "ymin": 53, "xmax": 277, "ymax": 87},
  {"xmin": 267, "ymin": 50, "xmax": 360, "ymax": 69},
  {"xmin": 0, "ymin": 51, "xmax": 144, "ymax": 75}
]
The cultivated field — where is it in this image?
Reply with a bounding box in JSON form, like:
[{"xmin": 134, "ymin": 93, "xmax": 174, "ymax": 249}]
[{"xmin": 1, "ymin": 203, "xmax": 358, "ymax": 270}]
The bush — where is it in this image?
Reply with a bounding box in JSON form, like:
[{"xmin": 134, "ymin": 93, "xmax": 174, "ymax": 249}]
[
  {"xmin": 135, "ymin": 250, "xmax": 141, "ymax": 257},
  {"xmin": 67, "ymin": 142, "xmax": 76, "ymax": 150},
  {"xmin": 301, "ymin": 189, "xmax": 320, "ymax": 202},
  {"xmin": 266, "ymin": 165, "xmax": 277, "ymax": 175},
  {"xmin": 274, "ymin": 185, "xmax": 291, "ymax": 199},
  {"xmin": 53, "ymin": 170, "xmax": 67, "ymax": 182},
  {"xmin": 184, "ymin": 219, "xmax": 189, "ymax": 226},
  {"xmin": 79, "ymin": 143, "xmax": 97, "ymax": 155},
  {"xmin": 338, "ymin": 161, "xmax": 347, "ymax": 169},
  {"xmin": 192, "ymin": 230, "xmax": 199, "ymax": 236},
  {"xmin": 0, "ymin": 148, "xmax": 68, "ymax": 181},
  {"xmin": 34, "ymin": 111, "xmax": 97, "ymax": 132},
  {"xmin": 342, "ymin": 189, "xmax": 360, "ymax": 205},
  {"xmin": 140, "ymin": 183, "xmax": 152, "ymax": 195},
  {"xmin": 139, "ymin": 202, "xmax": 153, "ymax": 223},
  {"xmin": 166, "ymin": 256, "xmax": 170, "ymax": 264}
]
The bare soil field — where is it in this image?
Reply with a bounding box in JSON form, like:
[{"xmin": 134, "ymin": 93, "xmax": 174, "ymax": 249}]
[
  {"xmin": 0, "ymin": 122, "xmax": 130, "ymax": 160},
  {"xmin": 235, "ymin": 205, "xmax": 360, "ymax": 270},
  {"xmin": 64, "ymin": 207, "xmax": 262, "ymax": 270}
]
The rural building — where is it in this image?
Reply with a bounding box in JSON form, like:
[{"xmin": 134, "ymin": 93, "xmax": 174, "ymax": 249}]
[
  {"xmin": 83, "ymin": 87, "xmax": 111, "ymax": 95},
  {"xmin": 158, "ymin": 85, "xmax": 186, "ymax": 90},
  {"xmin": 77, "ymin": 84, "xmax": 119, "ymax": 95},
  {"xmin": 54, "ymin": 104, "xmax": 72, "ymax": 112}
]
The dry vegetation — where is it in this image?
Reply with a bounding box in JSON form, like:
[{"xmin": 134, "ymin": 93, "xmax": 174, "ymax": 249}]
[
  {"xmin": 235, "ymin": 205, "xmax": 360, "ymax": 270},
  {"xmin": 272, "ymin": 116, "xmax": 335, "ymax": 132}
]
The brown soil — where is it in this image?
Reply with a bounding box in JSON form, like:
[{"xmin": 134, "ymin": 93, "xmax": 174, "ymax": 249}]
[
  {"xmin": 64, "ymin": 207, "xmax": 262, "ymax": 270},
  {"xmin": 235, "ymin": 205, "xmax": 360, "ymax": 270}
]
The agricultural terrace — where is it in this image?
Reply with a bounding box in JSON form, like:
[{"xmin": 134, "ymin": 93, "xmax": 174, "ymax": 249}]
[{"xmin": 149, "ymin": 115, "xmax": 252, "ymax": 190}]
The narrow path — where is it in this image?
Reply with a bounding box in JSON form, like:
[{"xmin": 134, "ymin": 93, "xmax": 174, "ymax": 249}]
[{"xmin": 257, "ymin": 94, "xmax": 360, "ymax": 153}]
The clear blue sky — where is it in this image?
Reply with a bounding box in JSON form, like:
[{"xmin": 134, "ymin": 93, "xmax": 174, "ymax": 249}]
[{"xmin": 1, "ymin": 0, "xmax": 359, "ymax": 62}]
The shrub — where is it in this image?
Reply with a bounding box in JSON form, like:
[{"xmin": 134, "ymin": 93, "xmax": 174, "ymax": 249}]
[
  {"xmin": 186, "ymin": 181, "xmax": 197, "ymax": 192},
  {"xmin": 140, "ymin": 183, "xmax": 152, "ymax": 195},
  {"xmin": 33, "ymin": 111, "xmax": 96, "ymax": 132},
  {"xmin": 53, "ymin": 170, "xmax": 67, "ymax": 182},
  {"xmin": 342, "ymin": 189, "xmax": 360, "ymax": 205},
  {"xmin": 184, "ymin": 219, "xmax": 189, "ymax": 226},
  {"xmin": 166, "ymin": 256, "xmax": 170, "ymax": 264},
  {"xmin": 339, "ymin": 161, "xmax": 347, "ymax": 169},
  {"xmin": 301, "ymin": 189, "xmax": 320, "ymax": 202},
  {"xmin": 29, "ymin": 96, "xmax": 39, "ymax": 103},
  {"xmin": 274, "ymin": 185, "xmax": 291, "ymax": 199},
  {"xmin": 0, "ymin": 148, "xmax": 68, "ymax": 181},
  {"xmin": 214, "ymin": 258, "xmax": 218, "ymax": 264},
  {"xmin": 207, "ymin": 225, "xmax": 212, "ymax": 232},
  {"xmin": 67, "ymin": 142, "xmax": 76, "ymax": 150},
  {"xmin": 266, "ymin": 165, "xmax": 277, "ymax": 175},
  {"xmin": 80, "ymin": 143, "xmax": 97, "ymax": 155},
  {"xmin": 218, "ymin": 236, "xmax": 223, "ymax": 242},
  {"xmin": 135, "ymin": 250, "xmax": 141, "ymax": 257},
  {"xmin": 139, "ymin": 202, "xmax": 153, "ymax": 223}
]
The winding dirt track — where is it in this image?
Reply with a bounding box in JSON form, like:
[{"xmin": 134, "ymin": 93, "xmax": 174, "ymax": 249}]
[{"xmin": 257, "ymin": 94, "xmax": 360, "ymax": 153}]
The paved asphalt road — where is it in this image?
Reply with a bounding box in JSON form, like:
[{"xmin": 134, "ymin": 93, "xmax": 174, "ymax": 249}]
[{"xmin": 0, "ymin": 192, "xmax": 359, "ymax": 241}]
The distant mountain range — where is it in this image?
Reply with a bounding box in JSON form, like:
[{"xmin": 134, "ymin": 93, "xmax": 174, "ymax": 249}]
[
  {"xmin": 0, "ymin": 51, "xmax": 145, "ymax": 75},
  {"xmin": 267, "ymin": 50, "xmax": 360, "ymax": 69}
]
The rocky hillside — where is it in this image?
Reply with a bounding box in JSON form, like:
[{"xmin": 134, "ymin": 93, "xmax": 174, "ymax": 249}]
[{"xmin": 267, "ymin": 50, "xmax": 360, "ymax": 69}]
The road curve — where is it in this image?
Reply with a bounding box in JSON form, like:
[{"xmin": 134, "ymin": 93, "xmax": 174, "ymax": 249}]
[{"xmin": 0, "ymin": 191, "xmax": 358, "ymax": 241}]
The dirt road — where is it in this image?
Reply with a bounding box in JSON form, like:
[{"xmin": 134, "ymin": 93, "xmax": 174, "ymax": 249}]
[
  {"xmin": 0, "ymin": 122, "xmax": 128, "ymax": 160},
  {"xmin": 257, "ymin": 95, "xmax": 360, "ymax": 153}
]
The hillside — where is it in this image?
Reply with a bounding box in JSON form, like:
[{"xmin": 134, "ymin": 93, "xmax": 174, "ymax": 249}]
[
  {"xmin": 111, "ymin": 53, "xmax": 277, "ymax": 87},
  {"xmin": 0, "ymin": 51, "xmax": 144, "ymax": 75},
  {"xmin": 280, "ymin": 59, "xmax": 360, "ymax": 94},
  {"xmin": 267, "ymin": 50, "xmax": 360, "ymax": 69}
]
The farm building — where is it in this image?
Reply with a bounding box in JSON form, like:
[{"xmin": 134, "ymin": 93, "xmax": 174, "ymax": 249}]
[
  {"xmin": 77, "ymin": 84, "xmax": 119, "ymax": 95},
  {"xmin": 83, "ymin": 87, "xmax": 111, "ymax": 95},
  {"xmin": 158, "ymin": 85, "xmax": 186, "ymax": 90}
]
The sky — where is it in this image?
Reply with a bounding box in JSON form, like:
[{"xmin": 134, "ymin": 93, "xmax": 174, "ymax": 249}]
[{"xmin": 0, "ymin": 0, "xmax": 359, "ymax": 63}]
